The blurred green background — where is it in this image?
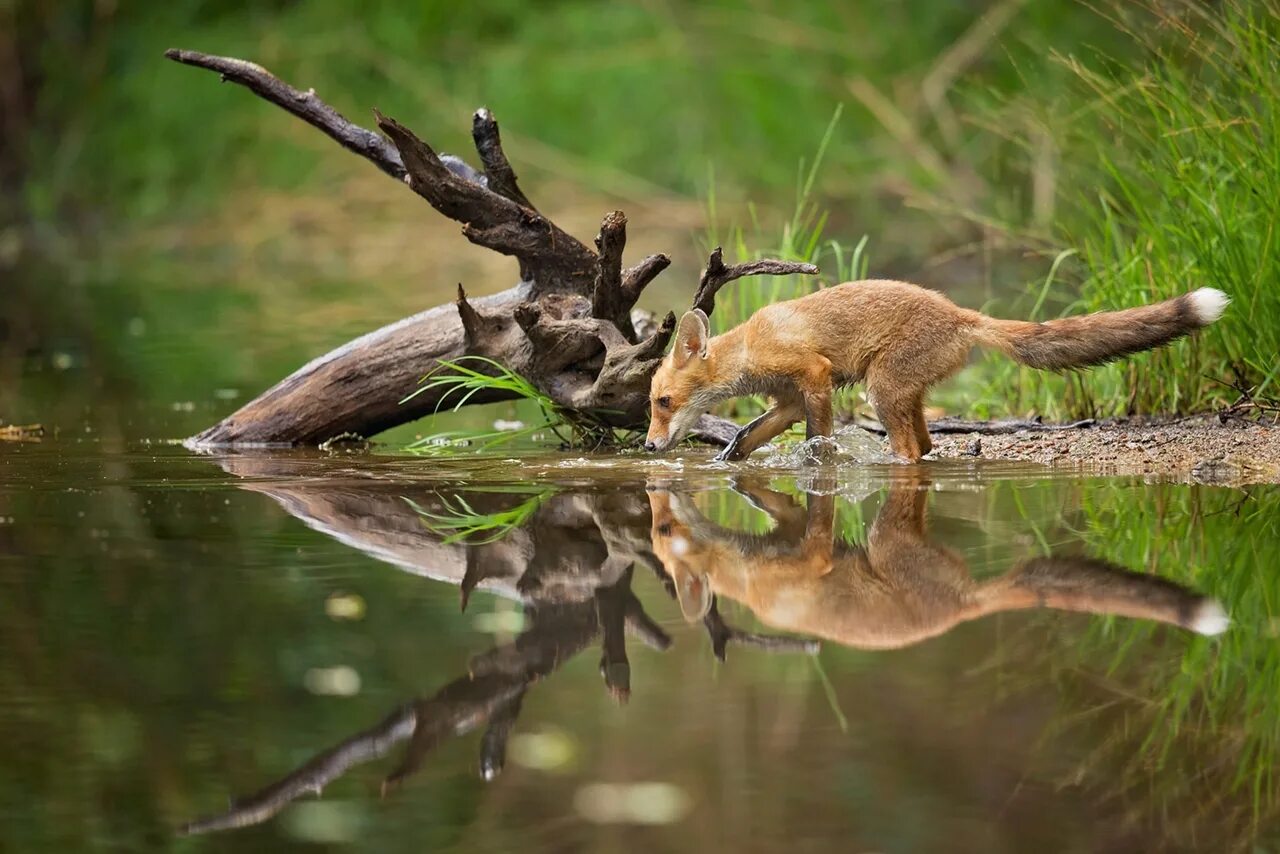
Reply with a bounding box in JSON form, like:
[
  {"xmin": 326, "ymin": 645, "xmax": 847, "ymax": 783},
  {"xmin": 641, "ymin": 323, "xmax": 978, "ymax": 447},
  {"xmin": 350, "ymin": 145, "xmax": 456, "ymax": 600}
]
[{"xmin": 2, "ymin": 0, "xmax": 1275, "ymax": 438}]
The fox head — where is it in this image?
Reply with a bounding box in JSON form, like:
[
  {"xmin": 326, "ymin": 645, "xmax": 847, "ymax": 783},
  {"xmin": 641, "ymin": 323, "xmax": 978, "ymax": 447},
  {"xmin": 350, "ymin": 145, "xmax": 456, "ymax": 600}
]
[
  {"xmin": 647, "ymin": 487, "xmax": 715, "ymax": 621},
  {"xmin": 645, "ymin": 310, "xmax": 718, "ymax": 452}
]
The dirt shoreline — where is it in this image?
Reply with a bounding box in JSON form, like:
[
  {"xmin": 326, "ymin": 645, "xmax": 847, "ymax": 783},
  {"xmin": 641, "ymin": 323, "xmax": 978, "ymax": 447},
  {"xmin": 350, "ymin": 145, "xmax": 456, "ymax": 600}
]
[{"xmin": 921, "ymin": 415, "xmax": 1280, "ymax": 484}]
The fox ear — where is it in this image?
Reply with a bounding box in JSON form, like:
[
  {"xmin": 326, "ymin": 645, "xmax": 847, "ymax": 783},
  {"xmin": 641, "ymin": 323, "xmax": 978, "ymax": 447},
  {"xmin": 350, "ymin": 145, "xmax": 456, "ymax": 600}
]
[
  {"xmin": 676, "ymin": 572, "xmax": 713, "ymax": 622},
  {"xmin": 673, "ymin": 310, "xmax": 710, "ymax": 368}
]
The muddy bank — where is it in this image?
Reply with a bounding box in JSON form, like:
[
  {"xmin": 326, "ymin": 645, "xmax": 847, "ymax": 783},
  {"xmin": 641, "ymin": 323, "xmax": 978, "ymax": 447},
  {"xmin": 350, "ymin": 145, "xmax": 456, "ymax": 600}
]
[{"xmin": 920, "ymin": 415, "xmax": 1280, "ymax": 484}]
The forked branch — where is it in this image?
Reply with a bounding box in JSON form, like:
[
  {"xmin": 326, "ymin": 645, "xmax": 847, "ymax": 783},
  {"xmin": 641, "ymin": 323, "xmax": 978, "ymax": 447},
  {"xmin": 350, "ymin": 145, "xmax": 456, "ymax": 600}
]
[
  {"xmin": 692, "ymin": 246, "xmax": 820, "ymax": 317},
  {"xmin": 374, "ymin": 110, "xmax": 595, "ymax": 286},
  {"xmin": 471, "ymin": 108, "xmax": 535, "ymax": 210}
]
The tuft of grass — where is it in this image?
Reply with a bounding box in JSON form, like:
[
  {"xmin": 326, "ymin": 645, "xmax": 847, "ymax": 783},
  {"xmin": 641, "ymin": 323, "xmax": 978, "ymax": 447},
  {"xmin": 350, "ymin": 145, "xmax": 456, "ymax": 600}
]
[
  {"xmin": 401, "ymin": 356, "xmax": 636, "ymax": 452},
  {"xmin": 977, "ymin": 0, "xmax": 1280, "ymax": 419},
  {"xmin": 404, "ymin": 490, "xmax": 552, "ymax": 544}
]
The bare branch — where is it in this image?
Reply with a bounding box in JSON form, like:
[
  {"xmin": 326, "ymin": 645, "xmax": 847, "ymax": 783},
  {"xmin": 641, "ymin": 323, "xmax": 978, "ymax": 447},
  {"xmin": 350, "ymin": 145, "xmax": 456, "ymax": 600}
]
[
  {"xmin": 624, "ymin": 597, "xmax": 673, "ymax": 651},
  {"xmin": 635, "ymin": 312, "xmax": 676, "ymax": 360},
  {"xmin": 692, "ymin": 246, "xmax": 820, "ymax": 317},
  {"xmin": 374, "ymin": 110, "xmax": 594, "ymax": 278},
  {"xmin": 168, "ymin": 48, "xmax": 597, "ymax": 297},
  {"xmin": 591, "ymin": 211, "xmax": 633, "ymax": 339},
  {"xmin": 479, "ymin": 690, "xmax": 526, "ymax": 781},
  {"xmin": 472, "ymin": 108, "xmax": 534, "ymax": 210},
  {"xmin": 455, "ymin": 283, "xmax": 484, "ymax": 344},
  {"xmin": 180, "ymin": 706, "xmax": 417, "ymax": 835},
  {"xmin": 164, "ymin": 49, "xmax": 405, "ymax": 180},
  {"xmin": 514, "ymin": 304, "xmax": 606, "ymax": 375},
  {"xmin": 622, "ymin": 253, "xmax": 672, "ymax": 299},
  {"xmin": 167, "ymin": 49, "xmax": 731, "ymax": 447},
  {"xmin": 690, "ymin": 414, "xmax": 742, "ymax": 446},
  {"xmin": 567, "ymin": 316, "xmax": 675, "ymax": 413}
]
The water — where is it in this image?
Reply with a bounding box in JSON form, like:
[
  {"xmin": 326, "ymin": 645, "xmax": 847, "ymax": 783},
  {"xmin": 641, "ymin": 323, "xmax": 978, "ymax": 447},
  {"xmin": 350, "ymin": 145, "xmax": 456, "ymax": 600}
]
[{"xmin": 3, "ymin": 438, "xmax": 1277, "ymax": 853}]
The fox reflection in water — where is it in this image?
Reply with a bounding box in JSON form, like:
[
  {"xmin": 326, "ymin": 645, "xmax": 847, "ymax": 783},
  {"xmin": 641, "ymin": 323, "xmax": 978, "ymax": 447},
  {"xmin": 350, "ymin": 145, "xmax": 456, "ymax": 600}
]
[
  {"xmin": 650, "ymin": 474, "xmax": 1230, "ymax": 647},
  {"xmin": 182, "ymin": 461, "xmax": 1226, "ymax": 836}
]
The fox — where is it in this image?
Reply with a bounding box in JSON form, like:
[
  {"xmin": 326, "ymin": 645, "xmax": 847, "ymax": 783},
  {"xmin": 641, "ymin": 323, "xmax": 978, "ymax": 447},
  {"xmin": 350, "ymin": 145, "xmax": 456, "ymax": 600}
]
[
  {"xmin": 647, "ymin": 475, "xmax": 1229, "ymax": 649},
  {"xmin": 643, "ymin": 280, "xmax": 1230, "ymax": 461}
]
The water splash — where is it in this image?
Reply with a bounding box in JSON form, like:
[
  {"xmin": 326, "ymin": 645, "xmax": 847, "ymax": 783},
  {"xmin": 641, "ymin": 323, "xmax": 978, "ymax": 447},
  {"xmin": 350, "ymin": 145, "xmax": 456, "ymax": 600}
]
[{"xmin": 760, "ymin": 425, "xmax": 898, "ymax": 467}]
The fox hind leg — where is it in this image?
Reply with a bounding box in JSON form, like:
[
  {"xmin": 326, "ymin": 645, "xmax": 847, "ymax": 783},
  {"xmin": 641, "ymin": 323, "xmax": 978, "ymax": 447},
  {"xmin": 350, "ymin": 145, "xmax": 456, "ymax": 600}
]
[
  {"xmin": 868, "ymin": 382, "xmax": 925, "ymax": 461},
  {"xmin": 913, "ymin": 399, "xmax": 932, "ymax": 456}
]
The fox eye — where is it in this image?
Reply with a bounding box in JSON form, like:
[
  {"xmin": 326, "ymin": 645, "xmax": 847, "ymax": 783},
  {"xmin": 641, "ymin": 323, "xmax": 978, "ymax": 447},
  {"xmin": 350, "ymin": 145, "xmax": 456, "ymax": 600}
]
[
  {"xmin": 657, "ymin": 523, "xmax": 672, "ymax": 536},
  {"xmin": 656, "ymin": 396, "xmax": 672, "ymax": 410}
]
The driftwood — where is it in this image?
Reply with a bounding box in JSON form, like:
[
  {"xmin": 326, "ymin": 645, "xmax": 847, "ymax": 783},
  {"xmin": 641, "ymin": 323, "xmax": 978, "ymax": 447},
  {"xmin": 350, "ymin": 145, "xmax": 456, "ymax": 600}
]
[{"xmin": 167, "ymin": 50, "xmax": 816, "ymax": 447}]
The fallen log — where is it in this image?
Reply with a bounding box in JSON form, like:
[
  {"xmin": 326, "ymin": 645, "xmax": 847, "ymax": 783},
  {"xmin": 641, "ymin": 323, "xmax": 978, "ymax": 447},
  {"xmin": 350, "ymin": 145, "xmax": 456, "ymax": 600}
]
[{"xmin": 168, "ymin": 49, "xmax": 816, "ymax": 448}]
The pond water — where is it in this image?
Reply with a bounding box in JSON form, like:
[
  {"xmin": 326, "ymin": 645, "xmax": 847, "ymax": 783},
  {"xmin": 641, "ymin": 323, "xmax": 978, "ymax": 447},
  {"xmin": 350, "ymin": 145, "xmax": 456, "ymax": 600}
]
[{"xmin": 3, "ymin": 439, "xmax": 1278, "ymax": 853}]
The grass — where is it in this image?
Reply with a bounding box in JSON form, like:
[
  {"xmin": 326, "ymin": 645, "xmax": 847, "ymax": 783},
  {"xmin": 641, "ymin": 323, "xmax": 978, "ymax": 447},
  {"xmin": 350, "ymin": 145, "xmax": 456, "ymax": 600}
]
[
  {"xmin": 972, "ymin": 0, "xmax": 1280, "ymax": 419},
  {"xmin": 709, "ymin": 106, "xmax": 872, "ymax": 318},
  {"xmin": 693, "ymin": 0, "xmax": 1280, "ymax": 428},
  {"xmin": 404, "ymin": 489, "xmax": 552, "ymax": 544},
  {"xmin": 401, "ymin": 356, "xmax": 638, "ymax": 452}
]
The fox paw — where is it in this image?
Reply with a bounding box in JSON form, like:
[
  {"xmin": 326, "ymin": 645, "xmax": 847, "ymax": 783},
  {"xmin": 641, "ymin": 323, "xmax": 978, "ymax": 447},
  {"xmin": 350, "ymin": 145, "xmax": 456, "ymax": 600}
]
[
  {"xmin": 798, "ymin": 436, "xmax": 841, "ymax": 464},
  {"xmin": 712, "ymin": 446, "xmax": 740, "ymax": 463}
]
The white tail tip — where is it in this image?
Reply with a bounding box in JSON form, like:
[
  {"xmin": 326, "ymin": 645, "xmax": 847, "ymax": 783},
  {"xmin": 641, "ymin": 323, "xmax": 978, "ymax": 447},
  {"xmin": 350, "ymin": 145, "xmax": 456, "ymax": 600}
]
[
  {"xmin": 1190, "ymin": 598, "xmax": 1230, "ymax": 636},
  {"xmin": 1188, "ymin": 288, "xmax": 1230, "ymax": 325}
]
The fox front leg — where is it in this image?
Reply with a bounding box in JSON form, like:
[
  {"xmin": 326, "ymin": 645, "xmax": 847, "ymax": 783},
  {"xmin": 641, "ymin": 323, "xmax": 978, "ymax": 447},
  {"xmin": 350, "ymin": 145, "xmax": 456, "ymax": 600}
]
[
  {"xmin": 713, "ymin": 393, "xmax": 804, "ymax": 462},
  {"xmin": 730, "ymin": 475, "xmax": 804, "ymax": 522}
]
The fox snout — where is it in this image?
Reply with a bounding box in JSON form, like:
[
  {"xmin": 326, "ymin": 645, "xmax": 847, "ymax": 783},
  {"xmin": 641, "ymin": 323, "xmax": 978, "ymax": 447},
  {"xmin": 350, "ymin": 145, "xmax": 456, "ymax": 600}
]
[
  {"xmin": 645, "ymin": 407, "xmax": 705, "ymax": 453},
  {"xmin": 643, "ymin": 432, "xmax": 673, "ymax": 453},
  {"xmin": 644, "ymin": 418, "xmax": 680, "ymax": 453},
  {"xmin": 644, "ymin": 409, "xmax": 671, "ymax": 452}
]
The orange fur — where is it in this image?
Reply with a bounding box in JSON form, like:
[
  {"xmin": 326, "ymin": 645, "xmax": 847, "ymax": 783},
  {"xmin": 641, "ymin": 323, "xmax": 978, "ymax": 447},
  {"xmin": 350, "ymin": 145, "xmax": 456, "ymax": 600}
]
[
  {"xmin": 648, "ymin": 475, "xmax": 1226, "ymax": 648},
  {"xmin": 644, "ymin": 280, "xmax": 1227, "ymax": 461}
]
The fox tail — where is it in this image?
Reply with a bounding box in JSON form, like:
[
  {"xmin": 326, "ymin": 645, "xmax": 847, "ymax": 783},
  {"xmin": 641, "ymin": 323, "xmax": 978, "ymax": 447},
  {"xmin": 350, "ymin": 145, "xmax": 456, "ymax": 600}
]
[
  {"xmin": 976, "ymin": 556, "xmax": 1229, "ymax": 636},
  {"xmin": 973, "ymin": 288, "xmax": 1228, "ymax": 370}
]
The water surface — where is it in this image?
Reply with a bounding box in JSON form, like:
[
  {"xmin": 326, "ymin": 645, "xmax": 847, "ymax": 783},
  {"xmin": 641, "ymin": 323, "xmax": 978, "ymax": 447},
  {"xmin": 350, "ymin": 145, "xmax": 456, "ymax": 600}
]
[{"xmin": 2, "ymin": 441, "xmax": 1277, "ymax": 852}]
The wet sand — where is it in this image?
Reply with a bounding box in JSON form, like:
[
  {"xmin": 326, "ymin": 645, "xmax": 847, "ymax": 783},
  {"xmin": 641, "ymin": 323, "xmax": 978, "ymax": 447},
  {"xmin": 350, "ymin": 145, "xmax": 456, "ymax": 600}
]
[{"xmin": 923, "ymin": 415, "xmax": 1280, "ymax": 484}]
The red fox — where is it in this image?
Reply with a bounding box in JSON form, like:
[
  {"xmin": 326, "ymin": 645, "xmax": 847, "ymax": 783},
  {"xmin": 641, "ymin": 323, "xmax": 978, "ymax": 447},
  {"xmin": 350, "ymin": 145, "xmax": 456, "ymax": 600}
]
[
  {"xmin": 647, "ymin": 476, "xmax": 1229, "ymax": 649},
  {"xmin": 643, "ymin": 280, "xmax": 1229, "ymax": 461}
]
